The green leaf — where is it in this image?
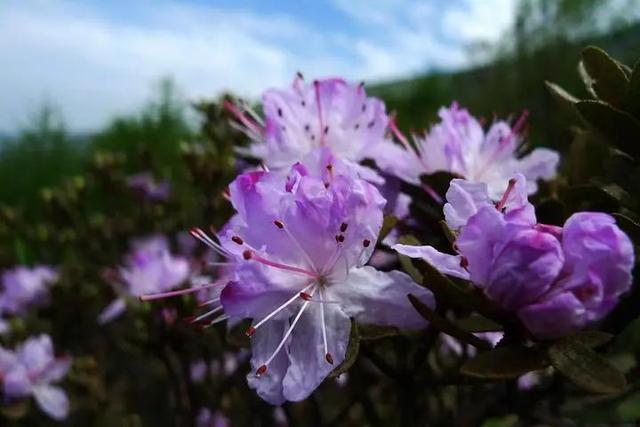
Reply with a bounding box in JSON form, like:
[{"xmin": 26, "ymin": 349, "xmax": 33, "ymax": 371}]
[
  {"xmin": 481, "ymin": 415, "xmax": 518, "ymax": 427},
  {"xmin": 545, "ymin": 80, "xmax": 579, "ymax": 109},
  {"xmin": 624, "ymin": 59, "xmax": 640, "ymax": 117},
  {"xmin": 581, "ymin": 46, "xmax": 629, "ymax": 107},
  {"xmin": 225, "ymin": 318, "xmax": 251, "ymax": 348},
  {"xmin": 377, "ymin": 215, "xmax": 398, "ymax": 244},
  {"xmin": 548, "ymin": 336, "xmax": 627, "ymax": 394},
  {"xmin": 562, "ymin": 184, "xmax": 621, "ymax": 213},
  {"xmin": 396, "ymin": 235, "xmax": 424, "ymax": 284},
  {"xmin": 439, "ymin": 220, "xmax": 457, "ymax": 246},
  {"xmin": 570, "ymin": 330, "xmax": 614, "ymax": 348},
  {"xmin": 408, "ymin": 294, "xmax": 492, "ymax": 351},
  {"xmin": 357, "ymin": 324, "xmax": 399, "ymax": 340},
  {"xmin": 576, "ymin": 100, "xmax": 640, "ymax": 157},
  {"xmin": 456, "ymin": 315, "xmax": 503, "ymax": 333},
  {"xmin": 330, "ymin": 319, "xmax": 359, "ymax": 378},
  {"xmin": 613, "ymin": 213, "xmax": 640, "ymax": 244},
  {"xmin": 460, "ymin": 346, "xmax": 548, "ymax": 379},
  {"xmin": 0, "ymin": 400, "xmax": 30, "ymax": 419}
]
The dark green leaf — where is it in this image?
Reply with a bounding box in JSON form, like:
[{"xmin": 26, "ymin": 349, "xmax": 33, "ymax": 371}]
[
  {"xmin": 439, "ymin": 220, "xmax": 457, "ymax": 246},
  {"xmin": 624, "ymin": 59, "xmax": 640, "ymax": 117},
  {"xmin": 561, "ymin": 184, "xmax": 621, "ymax": 213},
  {"xmin": 330, "ymin": 319, "xmax": 359, "ymax": 378},
  {"xmin": 408, "ymin": 294, "xmax": 491, "ymax": 351},
  {"xmin": 548, "ymin": 336, "xmax": 627, "ymax": 394},
  {"xmin": 456, "ymin": 315, "xmax": 503, "ymax": 333},
  {"xmin": 545, "ymin": 80, "xmax": 580, "ymax": 109},
  {"xmin": 225, "ymin": 318, "xmax": 251, "ymax": 348},
  {"xmin": 570, "ymin": 330, "xmax": 614, "ymax": 348},
  {"xmin": 377, "ymin": 215, "xmax": 398, "ymax": 244},
  {"xmin": 613, "ymin": 213, "xmax": 640, "ymax": 244},
  {"xmin": 397, "ymin": 235, "xmax": 424, "ymax": 284},
  {"xmin": 357, "ymin": 324, "xmax": 399, "ymax": 340},
  {"xmin": 576, "ymin": 100, "xmax": 640, "ymax": 157},
  {"xmin": 581, "ymin": 46, "xmax": 629, "ymax": 107},
  {"xmin": 460, "ymin": 346, "xmax": 548, "ymax": 379},
  {"xmin": 0, "ymin": 400, "xmax": 29, "ymax": 419}
]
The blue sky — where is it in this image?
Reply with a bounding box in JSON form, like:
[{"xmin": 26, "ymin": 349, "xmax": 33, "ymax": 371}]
[{"xmin": 0, "ymin": 0, "xmax": 517, "ymax": 132}]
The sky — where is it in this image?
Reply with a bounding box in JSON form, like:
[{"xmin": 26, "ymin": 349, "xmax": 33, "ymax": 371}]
[{"xmin": 0, "ymin": 0, "xmax": 517, "ymax": 132}]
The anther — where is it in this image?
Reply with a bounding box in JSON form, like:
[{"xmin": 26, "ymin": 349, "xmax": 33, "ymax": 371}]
[
  {"xmin": 340, "ymin": 223, "xmax": 348, "ymax": 233},
  {"xmin": 460, "ymin": 257, "xmax": 469, "ymax": 269},
  {"xmin": 324, "ymin": 125, "xmax": 329, "ymax": 135},
  {"xmin": 300, "ymin": 292, "xmax": 312, "ymax": 301},
  {"xmin": 274, "ymin": 220, "xmax": 284, "ymax": 229},
  {"xmin": 246, "ymin": 327, "xmax": 256, "ymax": 337},
  {"xmin": 243, "ymin": 250, "xmax": 253, "ymax": 260},
  {"xmin": 325, "ymin": 353, "xmax": 334, "ymax": 365},
  {"xmin": 336, "ymin": 235, "xmax": 345, "ymax": 243},
  {"xmin": 231, "ymin": 236, "xmax": 244, "ymax": 245},
  {"xmin": 296, "ymin": 71, "xmax": 304, "ymax": 80},
  {"xmin": 363, "ymin": 239, "xmax": 371, "ymax": 247},
  {"xmin": 255, "ymin": 365, "xmax": 268, "ymax": 377},
  {"xmin": 277, "ymin": 108, "xmax": 283, "ymax": 117}
]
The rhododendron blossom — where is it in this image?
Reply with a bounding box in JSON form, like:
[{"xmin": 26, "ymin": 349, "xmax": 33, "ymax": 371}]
[
  {"xmin": 0, "ymin": 266, "xmax": 59, "ymax": 316},
  {"xmin": 99, "ymin": 235, "xmax": 190, "ymax": 324},
  {"xmin": 0, "ymin": 335, "xmax": 71, "ymax": 420},
  {"xmin": 376, "ymin": 103, "xmax": 559, "ymax": 199},
  {"xmin": 179, "ymin": 148, "xmax": 434, "ymax": 404},
  {"xmin": 394, "ymin": 174, "xmax": 634, "ymax": 339},
  {"xmin": 226, "ymin": 74, "xmax": 391, "ymax": 184}
]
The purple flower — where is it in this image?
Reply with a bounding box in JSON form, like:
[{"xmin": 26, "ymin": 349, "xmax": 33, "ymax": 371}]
[
  {"xmin": 127, "ymin": 172, "xmax": 171, "ymax": 202},
  {"xmin": 0, "ymin": 335, "xmax": 71, "ymax": 420},
  {"xmin": 0, "ymin": 266, "xmax": 59, "ymax": 316},
  {"xmin": 376, "ymin": 102, "xmax": 559, "ymax": 199},
  {"xmin": 394, "ymin": 175, "xmax": 634, "ymax": 339},
  {"xmin": 184, "ymin": 147, "xmax": 434, "ymax": 404},
  {"xmin": 226, "ymin": 75, "xmax": 391, "ymax": 184},
  {"xmin": 196, "ymin": 408, "xmax": 229, "ymax": 427},
  {"xmin": 98, "ymin": 235, "xmax": 190, "ymax": 324}
]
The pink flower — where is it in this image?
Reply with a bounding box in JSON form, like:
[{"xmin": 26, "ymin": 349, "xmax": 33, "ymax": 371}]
[{"xmin": 376, "ymin": 102, "xmax": 559, "ymax": 199}]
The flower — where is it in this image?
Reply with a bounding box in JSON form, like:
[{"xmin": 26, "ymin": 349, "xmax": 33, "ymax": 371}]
[
  {"xmin": 196, "ymin": 408, "xmax": 230, "ymax": 427},
  {"xmin": 0, "ymin": 265, "xmax": 59, "ymax": 316},
  {"xmin": 212, "ymin": 147, "xmax": 434, "ymax": 404},
  {"xmin": 126, "ymin": 172, "xmax": 171, "ymax": 202},
  {"xmin": 226, "ymin": 74, "xmax": 391, "ymax": 184},
  {"xmin": 0, "ymin": 334, "xmax": 72, "ymax": 420},
  {"xmin": 375, "ymin": 102, "xmax": 559, "ymax": 199},
  {"xmin": 98, "ymin": 235, "xmax": 190, "ymax": 324},
  {"xmin": 394, "ymin": 175, "xmax": 634, "ymax": 339}
]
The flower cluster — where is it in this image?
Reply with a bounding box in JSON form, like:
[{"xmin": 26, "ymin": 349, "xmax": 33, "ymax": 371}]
[
  {"xmin": 0, "ymin": 335, "xmax": 71, "ymax": 420},
  {"xmin": 394, "ymin": 174, "xmax": 635, "ymax": 338},
  {"xmin": 137, "ymin": 75, "xmax": 634, "ymax": 406}
]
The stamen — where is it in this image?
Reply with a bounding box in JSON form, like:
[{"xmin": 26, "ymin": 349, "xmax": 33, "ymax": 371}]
[
  {"xmin": 502, "ymin": 110, "xmax": 529, "ymax": 146},
  {"xmin": 319, "ymin": 287, "xmax": 329, "ymax": 361},
  {"xmin": 192, "ymin": 305, "xmax": 224, "ymax": 323},
  {"xmin": 313, "ymin": 81, "xmax": 326, "ymax": 146},
  {"xmin": 223, "ymin": 100, "xmax": 263, "ymax": 137},
  {"xmin": 203, "ymin": 314, "xmax": 229, "ymax": 328},
  {"xmin": 300, "ymin": 292, "xmax": 312, "ymax": 301},
  {"xmin": 422, "ymin": 183, "xmax": 444, "ymax": 205},
  {"xmin": 247, "ymin": 282, "xmax": 316, "ymax": 336},
  {"xmin": 258, "ymin": 287, "xmax": 316, "ymax": 373},
  {"xmin": 198, "ymin": 297, "xmax": 220, "ymax": 307},
  {"xmin": 190, "ymin": 228, "xmax": 230, "ymax": 258},
  {"xmin": 335, "ymin": 234, "xmax": 345, "ymax": 243},
  {"xmin": 244, "ymin": 250, "xmax": 319, "ymax": 278},
  {"xmin": 139, "ymin": 281, "xmax": 225, "ymax": 302},
  {"xmin": 255, "ymin": 364, "xmax": 268, "ymax": 377},
  {"xmin": 325, "ymin": 353, "xmax": 334, "ymax": 365},
  {"xmin": 363, "ymin": 239, "xmax": 371, "ymax": 247},
  {"xmin": 495, "ymin": 178, "xmax": 517, "ymax": 212},
  {"xmin": 340, "ymin": 223, "xmax": 348, "ymax": 233},
  {"xmin": 231, "ymin": 236, "xmax": 244, "ymax": 245}
]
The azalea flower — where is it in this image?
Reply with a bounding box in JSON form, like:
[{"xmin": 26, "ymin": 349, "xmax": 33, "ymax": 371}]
[
  {"xmin": 126, "ymin": 172, "xmax": 171, "ymax": 202},
  {"xmin": 0, "ymin": 334, "xmax": 72, "ymax": 420},
  {"xmin": 394, "ymin": 174, "xmax": 634, "ymax": 339},
  {"xmin": 226, "ymin": 74, "xmax": 391, "ymax": 184},
  {"xmin": 0, "ymin": 266, "xmax": 59, "ymax": 317},
  {"xmin": 98, "ymin": 235, "xmax": 190, "ymax": 324},
  {"xmin": 198, "ymin": 148, "xmax": 434, "ymax": 404},
  {"xmin": 375, "ymin": 102, "xmax": 559, "ymax": 200}
]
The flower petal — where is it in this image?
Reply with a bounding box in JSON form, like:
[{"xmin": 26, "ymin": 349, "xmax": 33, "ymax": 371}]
[
  {"xmin": 443, "ymin": 179, "xmax": 491, "ymax": 229},
  {"xmin": 98, "ymin": 298, "xmax": 127, "ymax": 325},
  {"xmin": 283, "ymin": 304, "xmax": 350, "ymax": 401},
  {"xmin": 518, "ymin": 292, "xmax": 586, "ymax": 339},
  {"xmin": 392, "ymin": 244, "xmax": 469, "ymax": 280},
  {"xmin": 329, "ymin": 266, "xmax": 435, "ymax": 329},
  {"xmin": 246, "ymin": 320, "xmax": 289, "ymax": 405},
  {"xmin": 33, "ymin": 385, "xmax": 70, "ymax": 420}
]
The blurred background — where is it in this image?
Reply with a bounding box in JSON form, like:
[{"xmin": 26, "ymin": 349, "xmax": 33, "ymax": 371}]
[
  {"xmin": 1, "ymin": 0, "xmax": 640, "ymax": 426},
  {"xmin": 1, "ymin": 0, "xmax": 639, "ymax": 206}
]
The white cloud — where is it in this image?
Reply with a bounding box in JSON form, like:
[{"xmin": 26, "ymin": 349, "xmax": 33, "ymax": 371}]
[{"xmin": 0, "ymin": 0, "xmax": 516, "ymax": 132}]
